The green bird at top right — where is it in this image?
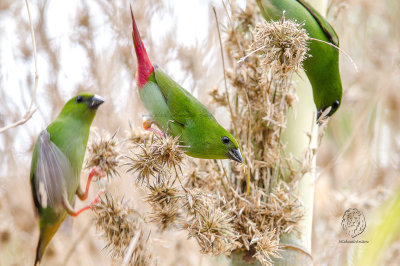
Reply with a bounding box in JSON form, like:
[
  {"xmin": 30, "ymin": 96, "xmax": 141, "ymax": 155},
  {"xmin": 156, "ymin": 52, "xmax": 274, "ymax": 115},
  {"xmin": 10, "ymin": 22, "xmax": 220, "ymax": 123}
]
[{"xmin": 256, "ymin": 0, "xmax": 342, "ymax": 120}]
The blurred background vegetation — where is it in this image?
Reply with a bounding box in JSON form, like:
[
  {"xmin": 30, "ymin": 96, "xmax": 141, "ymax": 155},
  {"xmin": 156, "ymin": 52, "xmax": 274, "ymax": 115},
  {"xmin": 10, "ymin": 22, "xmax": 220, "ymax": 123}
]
[{"xmin": 0, "ymin": 0, "xmax": 399, "ymax": 265}]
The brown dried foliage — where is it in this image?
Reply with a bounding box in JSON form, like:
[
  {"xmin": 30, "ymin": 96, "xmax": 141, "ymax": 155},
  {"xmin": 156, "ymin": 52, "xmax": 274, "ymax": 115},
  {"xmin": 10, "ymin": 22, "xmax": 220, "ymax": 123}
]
[{"xmin": 92, "ymin": 194, "xmax": 153, "ymax": 265}]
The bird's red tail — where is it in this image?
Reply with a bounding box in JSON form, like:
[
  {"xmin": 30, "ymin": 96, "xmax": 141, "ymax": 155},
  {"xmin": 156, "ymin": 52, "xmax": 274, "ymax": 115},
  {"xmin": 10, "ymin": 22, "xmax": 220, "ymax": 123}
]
[{"xmin": 130, "ymin": 5, "xmax": 154, "ymax": 89}]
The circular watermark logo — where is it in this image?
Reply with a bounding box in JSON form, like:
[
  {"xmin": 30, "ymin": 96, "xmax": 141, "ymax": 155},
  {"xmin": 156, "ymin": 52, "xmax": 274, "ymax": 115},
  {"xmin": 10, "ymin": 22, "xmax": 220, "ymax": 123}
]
[{"xmin": 341, "ymin": 208, "xmax": 366, "ymax": 238}]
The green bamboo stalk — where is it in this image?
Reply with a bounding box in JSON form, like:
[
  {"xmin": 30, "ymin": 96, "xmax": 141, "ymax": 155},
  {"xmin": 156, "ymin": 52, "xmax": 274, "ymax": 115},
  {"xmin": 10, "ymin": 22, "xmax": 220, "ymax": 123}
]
[
  {"xmin": 274, "ymin": 71, "xmax": 317, "ymax": 266},
  {"xmin": 230, "ymin": 0, "xmax": 327, "ymax": 265},
  {"xmin": 273, "ymin": 0, "xmax": 328, "ymax": 262}
]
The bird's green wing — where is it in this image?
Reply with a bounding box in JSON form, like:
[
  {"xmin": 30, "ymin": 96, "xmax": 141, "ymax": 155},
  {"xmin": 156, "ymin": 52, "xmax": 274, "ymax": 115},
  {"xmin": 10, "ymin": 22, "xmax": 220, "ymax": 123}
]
[
  {"xmin": 296, "ymin": 0, "xmax": 339, "ymax": 45},
  {"xmin": 31, "ymin": 130, "xmax": 73, "ymax": 212},
  {"xmin": 154, "ymin": 67, "xmax": 212, "ymax": 125}
]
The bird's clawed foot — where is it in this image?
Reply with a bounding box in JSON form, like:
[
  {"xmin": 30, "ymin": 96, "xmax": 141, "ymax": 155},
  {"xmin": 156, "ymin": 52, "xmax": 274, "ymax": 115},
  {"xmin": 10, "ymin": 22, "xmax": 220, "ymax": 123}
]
[
  {"xmin": 77, "ymin": 166, "xmax": 106, "ymax": 201},
  {"xmin": 142, "ymin": 116, "xmax": 164, "ymax": 138},
  {"xmin": 65, "ymin": 167, "xmax": 107, "ymax": 217},
  {"xmin": 67, "ymin": 190, "xmax": 105, "ymax": 217}
]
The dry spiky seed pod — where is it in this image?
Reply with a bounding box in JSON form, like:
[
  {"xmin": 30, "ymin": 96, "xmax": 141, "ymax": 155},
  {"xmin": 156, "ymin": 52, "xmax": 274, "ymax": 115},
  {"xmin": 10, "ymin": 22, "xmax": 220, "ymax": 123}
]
[
  {"xmin": 253, "ymin": 230, "xmax": 281, "ymax": 266},
  {"xmin": 264, "ymin": 181, "xmax": 304, "ymax": 233},
  {"xmin": 252, "ymin": 17, "xmax": 309, "ymax": 75},
  {"xmin": 125, "ymin": 141, "xmax": 163, "ymax": 184},
  {"xmin": 185, "ymin": 169, "xmax": 208, "ymax": 189},
  {"xmin": 126, "ymin": 122, "xmax": 153, "ymax": 145},
  {"xmin": 86, "ymin": 130, "xmax": 120, "ymax": 177},
  {"xmin": 92, "ymin": 194, "xmax": 153, "ymax": 265},
  {"xmin": 182, "ymin": 188, "xmax": 213, "ymax": 215},
  {"xmin": 153, "ymin": 135, "xmax": 185, "ymax": 169},
  {"xmin": 145, "ymin": 178, "xmax": 182, "ymax": 208},
  {"xmin": 187, "ymin": 204, "xmax": 238, "ymax": 256},
  {"xmin": 148, "ymin": 203, "xmax": 183, "ymax": 231}
]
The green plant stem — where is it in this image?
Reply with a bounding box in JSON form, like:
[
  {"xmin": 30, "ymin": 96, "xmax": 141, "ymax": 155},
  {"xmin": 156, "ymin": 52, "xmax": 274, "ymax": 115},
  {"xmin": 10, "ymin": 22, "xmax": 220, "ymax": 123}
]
[
  {"xmin": 231, "ymin": 1, "xmax": 327, "ymax": 265},
  {"xmin": 274, "ymin": 0, "xmax": 328, "ymax": 262},
  {"xmin": 273, "ymin": 70, "xmax": 316, "ymax": 266}
]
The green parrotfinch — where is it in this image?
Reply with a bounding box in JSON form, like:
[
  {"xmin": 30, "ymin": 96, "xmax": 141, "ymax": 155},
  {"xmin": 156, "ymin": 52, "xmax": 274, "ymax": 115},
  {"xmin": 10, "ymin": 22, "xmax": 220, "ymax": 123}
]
[
  {"xmin": 130, "ymin": 7, "xmax": 243, "ymax": 163},
  {"xmin": 256, "ymin": 0, "xmax": 342, "ymax": 119},
  {"xmin": 30, "ymin": 94, "xmax": 104, "ymax": 265}
]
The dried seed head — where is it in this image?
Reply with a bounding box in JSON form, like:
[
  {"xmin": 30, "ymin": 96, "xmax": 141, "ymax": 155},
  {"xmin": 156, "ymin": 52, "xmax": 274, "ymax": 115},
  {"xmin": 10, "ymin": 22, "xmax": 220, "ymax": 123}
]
[
  {"xmin": 148, "ymin": 203, "xmax": 183, "ymax": 231},
  {"xmin": 126, "ymin": 123, "xmax": 152, "ymax": 145},
  {"xmin": 125, "ymin": 132, "xmax": 186, "ymax": 185},
  {"xmin": 253, "ymin": 17, "xmax": 309, "ymax": 75},
  {"xmin": 187, "ymin": 204, "xmax": 238, "ymax": 255},
  {"xmin": 86, "ymin": 130, "xmax": 120, "ymax": 177},
  {"xmin": 185, "ymin": 169, "xmax": 213, "ymax": 189},
  {"xmin": 264, "ymin": 182, "xmax": 304, "ymax": 233},
  {"xmin": 125, "ymin": 141, "xmax": 162, "ymax": 184},
  {"xmin": 146, "ymin": 178, "xmax": 182, "ymax": 208},
  {"xmin": 182, "ymin": 189, "xmax": 213, "ymax": 215},
  {"xmin": 153, "ymin": 135, "xmax": 185, "ymax": 169},
  {"xmin": 253, "ymin": 230, "xmax": 281, "ymax": 266},
  {"xmin": 92, "ymin": 194, "xmax": 153, "ymax": 265}
]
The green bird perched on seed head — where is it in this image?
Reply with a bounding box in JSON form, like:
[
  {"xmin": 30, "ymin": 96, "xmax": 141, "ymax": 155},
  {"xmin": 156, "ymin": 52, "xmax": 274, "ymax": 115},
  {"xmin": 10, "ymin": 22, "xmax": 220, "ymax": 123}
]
[
  {"xmin": 30, "ymin": 94, "xmax": 105, "ymax": 265},
  {"xmin": 256, "ymin": 0, "xmax": 342, "ymax": 120},
  {"xmin": 130, "ymin": 6, "xmax": 243, "ymax": 163}
]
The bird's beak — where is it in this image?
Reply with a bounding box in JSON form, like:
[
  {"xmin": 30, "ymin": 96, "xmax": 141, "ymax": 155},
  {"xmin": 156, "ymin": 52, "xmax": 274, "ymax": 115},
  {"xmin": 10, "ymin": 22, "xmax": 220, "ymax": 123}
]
[
  {"xmin": 89, "ymin": 95, "xmax": 105, "ymax": 109},
  {"xmin": 316, "ymin": 109, "xmax": 323, "ymax": 120},
  {"xmin": 227, "ymin": 148, "xmax": 243, "ymax": 163},
  {"xmin": 316, "ymin": 106, "xmax": 332, "ymax": 125}
]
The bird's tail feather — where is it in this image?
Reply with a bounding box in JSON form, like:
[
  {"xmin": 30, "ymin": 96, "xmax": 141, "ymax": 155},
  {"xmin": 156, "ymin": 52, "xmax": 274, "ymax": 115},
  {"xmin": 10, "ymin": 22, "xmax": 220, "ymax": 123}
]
[
  {"xmin": 130, "ymin": 4, "xmax": 154, "ymax": 89},
  {"xmin": 34, "ymin": 221, "xmax": 61, "ymax": 266},
  {"xmin": 34, "ymin": 237, "xmax": 45, "ymax": 266}
]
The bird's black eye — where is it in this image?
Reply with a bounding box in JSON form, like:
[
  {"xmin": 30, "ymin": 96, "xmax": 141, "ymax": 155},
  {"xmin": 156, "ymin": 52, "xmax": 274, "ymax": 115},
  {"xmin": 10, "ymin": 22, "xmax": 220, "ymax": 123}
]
[
  {"xmin": 332, "ymin": 100, "xmax": 340, "ymax": 109},
  {"xmin": 222, "ymin": 136, "xmax": 230, "ymax": 144},
  {"xmin": 76, "ymin": 95, "xmax": 83, "ymax": 103}
]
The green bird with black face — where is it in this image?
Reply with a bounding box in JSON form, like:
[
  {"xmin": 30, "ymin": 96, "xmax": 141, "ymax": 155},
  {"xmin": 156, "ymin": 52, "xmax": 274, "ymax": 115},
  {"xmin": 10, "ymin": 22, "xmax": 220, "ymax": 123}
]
[
  {"xmin": 30, "ymin": 94, "xmax": 104, "ymax": 265},
  {"xmin": 256, "ymin": 0, "xmax": 342, "ymax": 120},
  {"xmin": 130, "ymin": 6, "xmax": 243, "ymax": 163}
]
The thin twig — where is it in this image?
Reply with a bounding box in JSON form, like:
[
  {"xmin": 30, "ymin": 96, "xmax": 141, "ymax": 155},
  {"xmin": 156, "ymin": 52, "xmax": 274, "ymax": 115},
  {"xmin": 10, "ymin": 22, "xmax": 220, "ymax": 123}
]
[
  {"xmin": 122, "ymin": 231, "xmax": 140, "ymax": 266},
  {"xmin": 212, "ymin": 7, "xmax": 240, "ymax": 145},
  {"xmin": 0, "ymin": 0, "xmax": 39, "ymax": 134},
  {"xmin": 213, "ymin": 6, "xmax": 252, "ymax": 196},
  {"xmin": 222, "ymin": 0, "xmax": 246, "ymax": 57},
  {"xmin": 308, "ymin": 37, "xmax": 358, "ymax": 72}
]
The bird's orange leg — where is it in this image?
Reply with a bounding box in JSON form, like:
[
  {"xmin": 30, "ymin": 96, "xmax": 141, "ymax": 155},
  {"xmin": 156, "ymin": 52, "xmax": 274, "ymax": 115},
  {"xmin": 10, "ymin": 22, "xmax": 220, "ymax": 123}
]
[
  {"xmin": 76, "ymin": 166, "xmax": 106, "ymax": 201},
  {"xmin": 63, "ymin": 189, "xmax": 105, "ymax": 217},
  {"xmin": 142, "ymin": 117, "xmax": 164, "ymax": 138},
  {"xmin": 70, "ymin": 190, "xmax": 105, "ymax": 217}
]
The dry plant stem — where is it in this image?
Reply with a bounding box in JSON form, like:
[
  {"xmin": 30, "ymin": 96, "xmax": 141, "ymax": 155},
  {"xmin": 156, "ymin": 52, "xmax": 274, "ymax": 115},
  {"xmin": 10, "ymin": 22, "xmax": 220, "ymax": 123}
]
[
  {"xmin": 213, "ymin": 6, "xmax": 250, "ymax": 196},
  {"xmin": 122, "ymin": 231, "xmax": 140, "ymax": 266},
  {"xmin": 213, "ymin": 7, "xmax": 241, "ymax": 147},
  {"xmin": 0, "ymin": 0, "xmax": 39, "ymax": 134}
]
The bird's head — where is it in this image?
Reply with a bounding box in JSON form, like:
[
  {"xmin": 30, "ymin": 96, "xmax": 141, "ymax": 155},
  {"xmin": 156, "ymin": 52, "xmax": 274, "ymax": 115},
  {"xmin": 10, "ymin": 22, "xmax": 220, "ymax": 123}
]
[
  {"xmin": 314, "ymin": 78, "xmax": 342, "ymax": 121},
  {"xmin": 220, "ymin": 134, "xmax": 243, "ymax": 163},
  {"xmin": 205, "ymin": 125, "xmax": 243, "ymax": 163},
  {"xmin": 59, "ymin": 93, "xmax": 104, "ymax": 123},
  {"xmin": 184, "ymin": 121, "xmax": 243, "ymax": 163}
]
